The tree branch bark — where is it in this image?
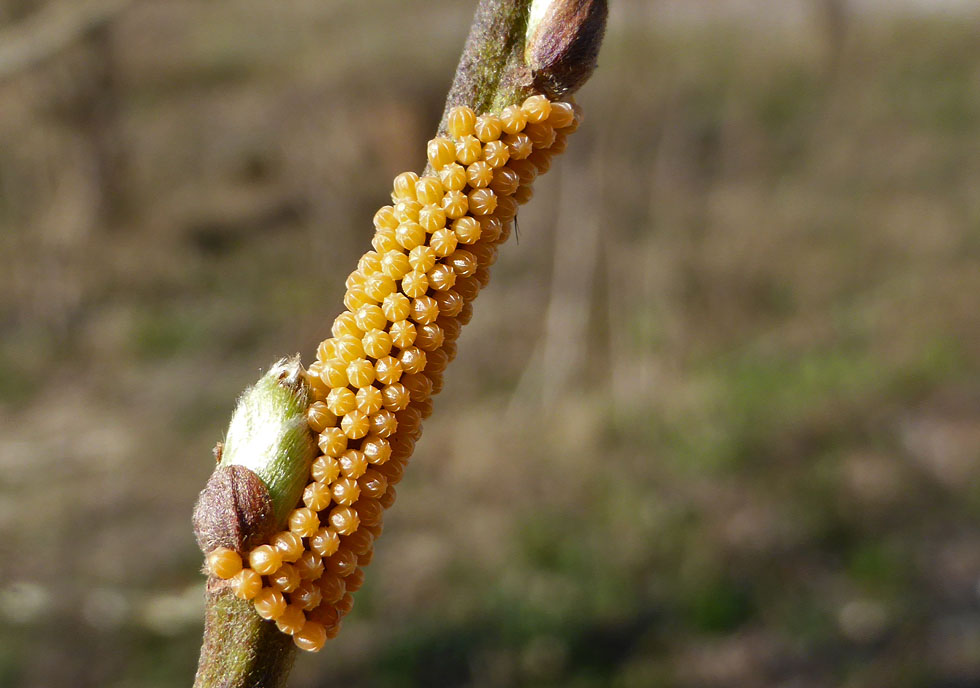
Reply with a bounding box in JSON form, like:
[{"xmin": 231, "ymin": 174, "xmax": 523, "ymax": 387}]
[{"xmin": 192, "ymin": 2, "xmax": 607, "ymax": 686}]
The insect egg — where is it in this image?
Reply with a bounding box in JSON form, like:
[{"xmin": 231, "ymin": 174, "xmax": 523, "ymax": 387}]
[
  {"xmin": 447, "ymin": 105, "xmax": 477, "ymax": 138},
  {"xmin": 306, "ymin": 401, "xmax": 337, "ymax": 433},
  {"xmin": 470, "ymin": 241, "xmax": 498, "ymax": 267},
  {"xmin": 395, "ymin": 221, "xmax": 426, "ymax": 251},
  {"xmin": 310, "ymin": 527, "xmax": 341, "ymax": 558},
  {"xmin": 328, "ymin": 505, "xmax": 360, "ymax": 535},
  {"xmin": 381, "ymin": 292, "xmax": 411, "ymax": 322},
  {"xmin": 381, "ymin": 382, "xmax": 411, "ymax": 412},
  {"xmin": 364, "ymin": 274, "xmax": 397, "ymax": 302},
  {"xmin": 523, "ymin": 121, "xmax": 556, "ymax": 149},
  {"xmin": 508, "ymin": 158, "xmax": 538, "ymax": 185},
  {"xmin": 391, "ymin": 171, "xmax": 419, "ymax": 201},
  {"xmin": 303, "ymin": 481, "xmax": 332, "ymax": 511},
  {"xmin": 433, "ymin": 289, "xmax": 464, "ymax": 317},
  {"xmin": 452, "ymin": 217, "xmax": 482, "ymax": 244},
  {"xmin": 447, "ymin": 249, "xmax": 478, "ymax": 277},
  {"xmin": 249, "ymin": 545, "xmax": 283, "ymax": 576},
  {"xmin": 398, "ymin": 346, "xmax": 427, "ymax": 375},
  {"xmin": 410, "ymin": 296, "xmax": 440, "ymax": 324},
  {"xmin": 408, "ymin": 245, "xmax": 437, "ymax": 273},
  {"xmin": 389, "ymin": 431, "xmax": 417, "ymax": 461},
  {"xmin": 369, "ymin": 409, "xmax": 399, "ymax": 437},
  {"xmin": 373, "ymin": 356, "xmax": 403, "ymax": 386},
  {"xmin": 355, "ymin": 385, "xmax": 383, "ymax": 415},
  {"xmin": 344, "ymin": 567, "xmax": 367, "ymax": 592},
  {"xmin": 482, "ymin": 139, "xmax": 510, "ymax": 168},
  {"xmin": 356, "ymin": 549, "xmax": 374, "ymax": 567},
  {"xmin": 317, "ymin": 575, "xmax": 346, "ymax": 605},
  {"xmin": 318, "ymin": 427, "xmax": 348, "ymax": 458},
  {"xmin": 362, "ymin": 328, "xmax": 393, "ymax": 359},
  {"xmin": 474, "ymin": 114, "xmax": 503, "ymax": 143},
  {"xmin": 456, "ymin": 302, "xmax": 474, "ymax": 325},
  {"xmin": 345, "ymin": 358, "xmax": 375, "ymax": 388},
  {"xmin": 361, "ymin": 436, "xmax": 392, "ymax": 464},
  {"xmin": 253, "ymin": 588, "xmax": 287, "ymax": 620},
  {"xmin": 438, "ymin": 163, "xmax": 467, "ymax": 191},
  {"xmin": 343, "ymin": 286, "xmax": 372, "ymax": 312},
  {"xmin": 206, "ymin": 547, "xmax": 243, "ymax": 580},
  {"xmin": 380, "ymin": 251, "xmax": 411, "ymax": 280},
  {"xmin": 230, "ymin": 95, "xmax": 579, "ymax": 652},
  {"xmin": 494, "ymin": 194, "xmax": 519, "ymax": 221},
  {"xmin": 499, "ymin": 104, "xmax": 528, "ymax": 134},
  {"xmin": 354, "ymin": 498, "xmax": 384, "ymax": 528},
  {"xmin": 527, "ymin": 147, "xmax": 553, "ymax": 174},
  {"xmin": 326, "ymin": 387, "xmax": 357, "ymax": 416},
  {"xmin": 379, "ymin": 486, "xmax": 397, "ymax": 510},
  {"xmin": 441, "ymin": 190, "xmax": 469, "ymax": 219},
  {"xmin": 358, "ymin": 469, "xmax": 388, "ymax": 499},
  {"xmin": 424, "ymin": 347, "xmax": 450, "ymax": 374},
  {"xmin": 275, "ymin": 605, "xmax": 307, "ymax": 635},
  {"xmin": 503, "ymin": 132, "xmax": 533, "ymax": 160},
  {"xmin": 373, "ymin": 205, "xmax": 398, "ymax": 230},
  {"xmin": 371, "ymin": 227, "xmax": 399, "ymax": 253},
  {"xmin": 326, "ymin": 548, "xmax": 358, "ymax": 577},
  {"xmin": 389, "ymin": 320, "xmax": 417, "ymax": 349},
  {"xmin": 474, "ymin": 266, "xmax": 492, "ymax": 288},
  {"xmin": 415, "ymin": 176, "xmax": 444, "ymax": 206},
  {"xmin": 401, "ymin": 372, "xmax": 433, "ymax": 402},
  {"xmin": 426, "ymin": 136, "xmax": 456, "ymax": 169},
  {"xmin": 340, "ymin": 410, "xmax": 370, "ymax": 439},
  {"xmin": 339, "ymin": 448, "xmax": 369, "ymax": 479},
  {"xmin": 288, "ymin": 508, "xmax": 321, "ymax": 539},
  {"xmin": 466, "ymin": 160, "xmax": 494, "ymax": 188},
  {"xmin": 521, "ymin": 94, "xmax": 552, "ymax": 122},
  {"xmin": 294, "ymin": 550, "xmax": 325, "ymax": 580},
  {"xmin": 292, "ymin": 580, "xmax": 323, "ymax": 611},
  {"xmin": 415, "ymin": 323, "xmax": 445, "ymax": 351},
  {"xmin": 418, "ymin": 204, "xmax": 447, "ymax": 233},
  {"xmin": 294, "ymin": 621, "xmax": 327, "ymax": 652},
  {"xmin": 311, "ymin": 456, "xmax": 341, "ymax": 484},
  {"xmin": 455, "ymin": 135, "xmax": 482, "ymax": 165},
  {"xmin": 514, "ymin": 184, "xmax": 534, "ymax": 205},
  {"xmin": 429, "ymin": 228, "xmax": 458, "ymax": 257},
  {"xmin": 489, "ymin": 166, "xmax": 520, "ymax": 196},
  {"xmin": 333, "ymin": 334, "xmax": 365, "ymax": 363},
  {"xmin": 270, "ymin": 563, "xmax": 301, "ymax": 593},
  {"xmin": 400, "ymin": 270, "xmax": 429, "ymax": 299},
  {"xmin": 416, "ymin": 397, "xmax": 435, "ymax": 419},
  {"xmin": 231, "ymin": 569, "xmax": 263, "ymax": 600},
  {"xmin": 436, "ymin": 315, "xmax": 462, "ymax": 342},
  {"xmin": 331, "ymin": 478, "xmax": 361, "ymax": 506},
  {"xmin": 549, "ymin": 133, "xmax": 568, "ymax": 155}
]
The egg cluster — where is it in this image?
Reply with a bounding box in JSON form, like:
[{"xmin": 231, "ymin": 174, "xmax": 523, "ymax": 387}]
[{"xmin": 205, "ymin": 95, "xmax": 581, "ymax": 652}]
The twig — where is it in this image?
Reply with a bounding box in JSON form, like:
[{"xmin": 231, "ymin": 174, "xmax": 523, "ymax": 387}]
[{"xmin": 191, "ymin": 2, "xmax": 606, "ymax": 687}]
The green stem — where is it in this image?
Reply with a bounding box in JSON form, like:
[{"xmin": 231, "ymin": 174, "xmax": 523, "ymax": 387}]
[{"xmin": 192, "ymin": 359, "xmax": 316, "ymax": 688}]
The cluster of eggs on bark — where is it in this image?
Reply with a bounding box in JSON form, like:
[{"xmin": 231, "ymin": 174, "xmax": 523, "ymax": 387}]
[{"xmin": 206, "ymin": 95, "xmax": 581, "ymax": 651}]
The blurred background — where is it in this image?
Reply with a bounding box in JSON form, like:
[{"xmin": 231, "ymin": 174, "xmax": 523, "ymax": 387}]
[{"xmin": 1, "ymin": 0, "xmax": 979, "ymax": 686}]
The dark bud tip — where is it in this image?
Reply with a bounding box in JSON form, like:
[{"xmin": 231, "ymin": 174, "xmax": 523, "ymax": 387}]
[
  {"xmin": 192, "ymin": 465, "xmax": 275, "ymax": 554},
  {"xmin": 525, "ymin": 0, "xmax": 608, "ymax": 98}
]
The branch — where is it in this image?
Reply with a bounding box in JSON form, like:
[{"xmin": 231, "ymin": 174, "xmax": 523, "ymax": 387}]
[
  {"xmin": 439, "ymin": 0, "xmax": 607, "ymax": 132},
  {"xmin": 193, "ymin": 359, "xmax": 317, "ymax": 688},
  {"xmin": 192, "ymin": 2, "xmax": 607, "ymax": 687}
]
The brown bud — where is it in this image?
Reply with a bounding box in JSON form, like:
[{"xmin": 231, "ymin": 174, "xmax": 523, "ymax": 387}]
[
  {"xmin": 525, "ymin": 0, "xmax": 608, "ymax": 98},
  {"xmin": 193, "ymin": 465, "xmax": 276, "ymax": 554}
]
